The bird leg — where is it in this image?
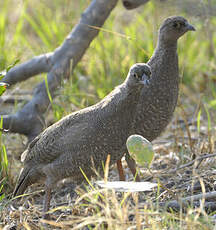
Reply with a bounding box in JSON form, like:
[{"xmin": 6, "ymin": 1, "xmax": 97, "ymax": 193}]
[
  {"xmin": 125, "ymin": 153, "xmax": 140, "ymax": 182},
  {"xmin": 43, "ymin": 187, "xmax": 52, "ymax": 219},
  {"xmin": 117, "ymin": 155, "xmax": 141, "ymax": 182},
  {"xmin": 116, "ymin": 160, "xmax": 125, "ymax": 181}
]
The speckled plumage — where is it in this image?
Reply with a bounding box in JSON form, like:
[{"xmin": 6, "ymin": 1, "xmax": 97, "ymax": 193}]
[
  {"xmin": 13, "ymin": 64, "xmax": 151, "ymax": 210},
  {"xmin": 121, "ymin": 16, "xmax": 195, "ymax": 180},
  {"xmin": 133, "ymin": 16, "xmax": 195, "ymax": 139}
]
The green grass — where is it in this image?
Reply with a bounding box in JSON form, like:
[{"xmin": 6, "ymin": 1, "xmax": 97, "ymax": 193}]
[
  {"xmin": 0, "ymin": 112, "xmax": 8, "ymax": 203},
  {"xmin": 0, "ymin": 0, "xmax": 216, "ymax": 229}
]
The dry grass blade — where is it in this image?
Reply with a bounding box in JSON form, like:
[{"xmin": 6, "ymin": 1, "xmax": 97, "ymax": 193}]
[
  {"xmin": 179, "ymin": 104, "xmax": 194, "ymax": 154},
  {"xmin": 104, "ymin": 154, "xmax": 111, "ymax": 183},
  {"xmin": 1, "ymin": 1, "xmax": 216, "ymax": 229},
  {"xmin": 169, "ymin": 153, "xmax": 216, "ymax": 173}
]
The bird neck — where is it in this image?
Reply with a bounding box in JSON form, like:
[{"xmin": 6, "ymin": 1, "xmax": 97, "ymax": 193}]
[
  {"xmin": 124, "ymin": 82, "xmax": 143, "ymax": 95},
  {"xmin": 112, "ymin": 83, "xmax": 143, "ymax": 111},
  {"xmin": 156, "ymin": 37, "xmax": 177, "ymax": 53},
  {"xmin": 148, "ymin": 36, "xmax": 178, "ymax": 82},
  {"xmin": 98, "ymin": 83, "xmax": 142, "ymax": 124}
]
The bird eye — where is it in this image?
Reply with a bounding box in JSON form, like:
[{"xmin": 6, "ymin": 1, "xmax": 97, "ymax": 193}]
[
  {"xmin": 133, "ymin": 73, "xmax": 139, "ymax": 79},
  {"xmin": 173, "ymin": 22, "xmax": 180, "ymax": 29}
]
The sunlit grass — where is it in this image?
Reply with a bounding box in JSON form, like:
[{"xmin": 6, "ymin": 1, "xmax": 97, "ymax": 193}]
[{"xmin": 0, "ymin": 0, "xmax": 216, "ymax": 229}]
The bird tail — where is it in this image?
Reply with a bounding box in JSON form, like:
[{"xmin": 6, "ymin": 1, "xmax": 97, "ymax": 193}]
[{"xmin": 13, "ymin": 167, "xmax": 33, "ymax": 197}]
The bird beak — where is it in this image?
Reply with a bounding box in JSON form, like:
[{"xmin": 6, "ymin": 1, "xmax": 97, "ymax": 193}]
[
  {"xmin": 140, "ymin": 73, "xmax": 150, "ymax": 86},
  {"xmin": 186, "ymin": 23, "xmax": 196, "ymax": 31}
]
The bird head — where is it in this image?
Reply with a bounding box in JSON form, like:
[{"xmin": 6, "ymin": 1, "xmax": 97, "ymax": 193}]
[
  {"xmin": 159, "ymin": 16, "xmax": 195, "ymax": 42},
  {"xmin": 126, "ymin": 63, "xmax": 152, "ymax": 87}
]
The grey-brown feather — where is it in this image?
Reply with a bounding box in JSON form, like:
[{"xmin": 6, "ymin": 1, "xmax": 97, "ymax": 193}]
[
  {"xmin": 13, "ymin": 64, "xmax": 151, "ymax": 196},
  {"xmin": 120, "ymin": 17, "xmax": 195, "ymax": 180},
  {"xmin": 119, "ymin": 17, "xmax": 195, "ymax": 182},
  {"xmin": 127, "ymin": 16, "xmax": 195, "ymax": 143}
]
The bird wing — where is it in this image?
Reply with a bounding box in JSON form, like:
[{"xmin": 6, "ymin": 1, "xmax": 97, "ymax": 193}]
[
  {"xmin": 21, "ymin": 134, "xmax": 42, "ymax": 162},
  {"xmin": 23, "ymin": 111, "xmax": 91, "ymax": 165}
]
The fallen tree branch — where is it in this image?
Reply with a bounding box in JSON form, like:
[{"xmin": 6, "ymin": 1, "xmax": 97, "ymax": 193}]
[
  {"xmin": 1, "ymin": 53, "xmax": 53, "ymax": 85},
  {"xmin": 1, "ymin": 0, "xmax": 119, "ymax": 141},
  {"xmin": 122, "ymin": 0, "xmax": 150, "ymax": 9},
  {"xmin": 0, "ymin": 0, "xmax": 151, "ymax": 142},
  {"xmin": 168, "ymin": 153, "xmax": 216, "ymax": 174},
  {"xmin": 181, "ymin": 191, "xmax": 216, "ymax": 202},
  {"xmin": 0, "ymin": 95, "xmax": 29, "ymax": 104},
  {"xmin": 160, "ymin": 191, "xmax": 216, "ymax": 212}
]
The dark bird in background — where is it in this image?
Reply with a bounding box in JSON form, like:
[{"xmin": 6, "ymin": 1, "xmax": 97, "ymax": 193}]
[
  {"xmin": 116, "ymin": 16, "xmax": 196, "ymax": 181},
  {"xmin": 13, "ymin": 63, "xmax": 152, "ymax": 215}
]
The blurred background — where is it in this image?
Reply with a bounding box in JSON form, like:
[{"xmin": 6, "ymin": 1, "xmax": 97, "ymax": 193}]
[{"xmin": 0, "ymin": 0, "xmax": 215, "ymax": 196}]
